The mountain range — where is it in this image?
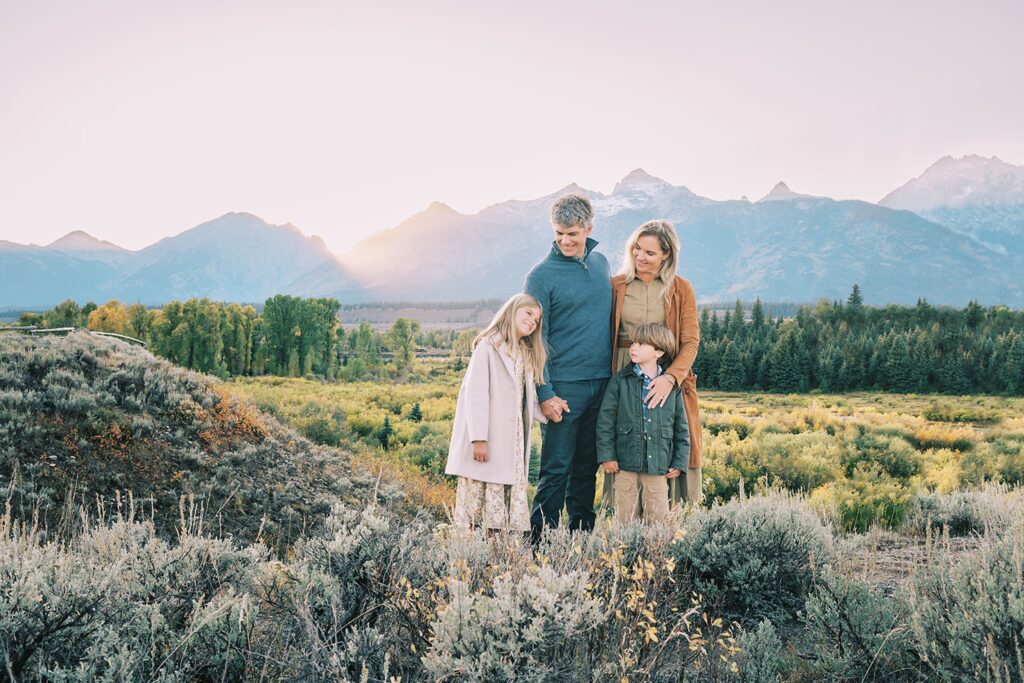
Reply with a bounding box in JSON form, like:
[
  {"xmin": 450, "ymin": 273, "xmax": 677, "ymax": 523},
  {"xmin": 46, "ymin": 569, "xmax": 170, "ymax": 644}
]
[
  {"xmin": 1, "ymin": 213, "xmax": 342, "ymax": 309},
  {"xmin": 2, "ymin": 155, "xmax": 1022, "ymax": 309},
  {"xmin": 880, "ymin": 154, "xmax": 1024, "ymax": 258}
]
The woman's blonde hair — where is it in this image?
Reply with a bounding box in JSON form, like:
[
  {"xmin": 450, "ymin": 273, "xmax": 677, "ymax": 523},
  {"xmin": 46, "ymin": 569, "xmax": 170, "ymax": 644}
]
[
  {"xmin": 473, "ymin": 293, "xmax": 547, "ymax": 382},
  {"xmin": 618, "ymin": 219, "xmax": 681, "ymax": 302}
]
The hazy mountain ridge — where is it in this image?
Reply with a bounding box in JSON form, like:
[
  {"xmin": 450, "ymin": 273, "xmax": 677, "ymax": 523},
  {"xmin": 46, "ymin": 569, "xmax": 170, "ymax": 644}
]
[
  {"xmin": 103, "ymin": 212, "xmax": 339, "ymax": 303},
  {"xmin": 3, "ymin": 158, "xmax": 1024, "ymax": 309},
  {"xmin": 333, "ymin": 169, "xmax": 1022, "ymax": 306},
  {"xmin": 1, "ymin": 212, "xmax": 344, "ymax": 308},
  {"xmin": 0, "ymin": 246, "xmax": 119, "ymax": 309},
  {"xmin": 881, "ymin": 155, "xmax": 1024, "ymax": 257},
  {"xmin": 880, "ymin": 155, "xmax": 1024, "ymax": 210}
]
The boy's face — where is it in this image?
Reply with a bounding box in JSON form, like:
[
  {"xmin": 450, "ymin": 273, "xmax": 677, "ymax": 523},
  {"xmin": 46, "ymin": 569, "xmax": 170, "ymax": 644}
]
[{"xmin": 629, "ymin": 341, "xmax": 664, "ymax": 366}]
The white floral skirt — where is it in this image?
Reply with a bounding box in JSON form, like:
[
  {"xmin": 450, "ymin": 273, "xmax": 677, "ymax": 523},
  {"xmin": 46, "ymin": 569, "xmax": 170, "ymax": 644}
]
[{"xmin": 453, "ymin": 477, "xmax": 530, "ymax": 532}]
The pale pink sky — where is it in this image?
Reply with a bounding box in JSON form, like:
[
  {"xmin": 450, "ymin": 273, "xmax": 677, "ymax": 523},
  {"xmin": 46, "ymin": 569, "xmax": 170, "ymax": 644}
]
[{"xmin": 1, "ymin": 0, "xmax": 1022, "ymax": 253}]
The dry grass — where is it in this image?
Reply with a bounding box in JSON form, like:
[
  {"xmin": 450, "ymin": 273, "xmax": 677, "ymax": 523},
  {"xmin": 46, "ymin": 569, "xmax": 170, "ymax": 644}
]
[{"xmin": 348, "ymin": 448, "xmax": 454, "ymax": 516}]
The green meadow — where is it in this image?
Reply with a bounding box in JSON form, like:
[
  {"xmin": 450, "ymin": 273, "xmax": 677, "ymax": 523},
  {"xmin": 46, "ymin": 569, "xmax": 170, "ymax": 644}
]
[{"xmin": 229, "ymin": 362, "xmax": 1024, "ymax": 532}]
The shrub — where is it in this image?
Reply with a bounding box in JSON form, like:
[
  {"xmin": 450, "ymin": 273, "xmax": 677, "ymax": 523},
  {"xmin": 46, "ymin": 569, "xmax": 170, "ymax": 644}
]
[
  {"xmin": 0, "ymin": 507, "xmax": 262, "ymax": 681},
  {"xmin": 777, "ymin": 405, "xmax": 842, "ymax": 435},
  {"xmin": 270, "ymin": 504, "xmax": 446, "ymax": 681},
  {"xmin": 959, "ymin": 443, "xmax": 1001, "ymax": 486},
  {"xmin": 422, "ymin": 523, "xmax": 739, "ymax": 681},
  {"xmin": 671, "ymin": 493, "xmax": 833, "ymax": 619},
  {"xmin": 817, "ymin": 466, "xmax": 912, "ymax": 532},
  {"xmin": 908, "ymin": 524, "xmax": 1024, "ymax": 681},
  {"xmin": 995, "ymin": 439, "xmax": 1024, "ymax": 486},
  {"xmin": 703, "ymin": 431, "xmax": 843, "ymax": 501},
  {"xmin": 424, "ymin": 567, "xmax": 604, "ymax": 681},
  {"xmin": 397, "ymin": 433, "xmax": 450, "ymax": 475},
  {"xmin": 841, "ymin": 432, "xmax": 921, "ymax": 480},
  {"xmin": 731, "ymin": 619, "xmax": 784, "ymax": 683},
  {"xmin": 705, "ymin": 415, "xmax": 753, "ymax": 439},
  {"xmin": 904, "ymin": 486, "xmax": 1024, "ymax": 537},
  {"xmin": 763, "ymin": 435, "xmax": 842, "ymax": 492},
  {"xmin": 800, "ymin": 569, "xmax": 925, "ymax": 681},
  {"xmin": 295, "ymin": 414, "xmax": 345, "ymax": 446},
  {"xmin": 923, "ymin": 403, "xmax": 1000, "ymax": 423},
  {"xmin": 911, "ymin": 424, "xmax": 976, "ymax": 452}
]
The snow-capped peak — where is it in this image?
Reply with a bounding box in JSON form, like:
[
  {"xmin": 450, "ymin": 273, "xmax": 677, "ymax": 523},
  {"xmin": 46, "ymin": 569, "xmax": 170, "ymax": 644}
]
[
  {"xmin": 880, "ymin": 155, "xmax": 1024, "ymax": 211},
  {"xmin": 757, "ymin": 182, "xmax": 814, "ymax": 202},
  {"xmin": 612, "ymin": 169, "xmax": 672, "ymax": 195},
  {"xmin": 47, "ymin": 230, "xmax": 126, "ymax": 252}
]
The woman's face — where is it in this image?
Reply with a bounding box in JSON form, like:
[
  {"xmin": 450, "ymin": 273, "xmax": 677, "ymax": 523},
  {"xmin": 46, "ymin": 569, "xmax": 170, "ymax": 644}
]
[
  {"xmin": 514, "ymin": 305, "xmax": 540, "ymax": 339},
  {"xmin": 633, "ymin": 235, "xmax": 667, "ymax": 278}
]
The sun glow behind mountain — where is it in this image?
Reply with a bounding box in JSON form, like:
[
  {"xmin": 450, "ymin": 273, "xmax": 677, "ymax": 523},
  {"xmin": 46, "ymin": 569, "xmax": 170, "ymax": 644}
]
[
  {"xmin": 2, "ymin": 3, "xmax": 1023, "ymax": 254},
  {"xmin": 3, "ymin": 157, "xmax": 1023, "ymax": 308}
]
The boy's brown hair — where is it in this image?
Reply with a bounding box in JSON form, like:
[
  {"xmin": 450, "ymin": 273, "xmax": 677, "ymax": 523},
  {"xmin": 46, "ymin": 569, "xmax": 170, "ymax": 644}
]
[{"xmin": 630, "ymin": 322, "xmax": 676, "ymax": 366}]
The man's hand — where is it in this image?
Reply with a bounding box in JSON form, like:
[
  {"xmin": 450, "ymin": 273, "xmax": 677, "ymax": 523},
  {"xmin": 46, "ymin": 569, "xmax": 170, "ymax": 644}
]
[
  {"xmin": 644, "ymin": 375, "xmax": 675, "ymax": 409},
  {"xmin": 601, "ymin": 460, "xmax": 620, "ymax": 474},
  {"xmin": 666, "ymin": 467, "xmax": 682, "ymax": 479},
  {"xmin": 472, "ymin": 441, "xmax": 488, "ymax": 462},
  {"xmin": 540, "ymin": 396, "xmax": 570, "ymax": 423}
]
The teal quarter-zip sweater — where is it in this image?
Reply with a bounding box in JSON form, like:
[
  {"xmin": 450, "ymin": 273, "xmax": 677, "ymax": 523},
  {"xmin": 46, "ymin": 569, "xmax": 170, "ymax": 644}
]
[{"xmin": 525, "ymin": 237, "xmax": 612, "ymax": 402}]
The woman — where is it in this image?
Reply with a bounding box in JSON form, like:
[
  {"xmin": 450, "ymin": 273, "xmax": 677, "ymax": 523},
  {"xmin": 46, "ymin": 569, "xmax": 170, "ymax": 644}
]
[{"xmin": 604, "ymin": 219, "xmax": 703, "ymax": 507}]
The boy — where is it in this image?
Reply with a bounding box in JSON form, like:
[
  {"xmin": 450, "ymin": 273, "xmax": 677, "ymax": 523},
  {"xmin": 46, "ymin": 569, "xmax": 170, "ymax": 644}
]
[{"xmin": 596, "ymin": 322, "xmax": 691, "ymax": 524}]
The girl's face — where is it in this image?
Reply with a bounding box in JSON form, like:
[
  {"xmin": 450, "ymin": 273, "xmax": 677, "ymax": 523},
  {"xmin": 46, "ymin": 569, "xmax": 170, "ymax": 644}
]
[
  {"xmin": 514, "ymin": 305, "xmax": 540, "ymax": 339},
  {"xmin": 633, "ymin": 235, "xmax": 667, "ymax": 277}
]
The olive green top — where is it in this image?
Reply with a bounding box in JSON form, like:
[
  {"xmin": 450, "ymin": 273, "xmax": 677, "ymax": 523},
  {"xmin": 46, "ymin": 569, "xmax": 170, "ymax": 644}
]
[{"xmin": 614, "ymin": 275, "xmax": 667, "ymax": 372}]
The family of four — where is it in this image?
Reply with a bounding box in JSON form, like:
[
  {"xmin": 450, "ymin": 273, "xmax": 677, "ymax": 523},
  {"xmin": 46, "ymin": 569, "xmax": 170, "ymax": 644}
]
[{"xmin": 445, "ymin": 194, "xmax": 703, "ymax": 537}]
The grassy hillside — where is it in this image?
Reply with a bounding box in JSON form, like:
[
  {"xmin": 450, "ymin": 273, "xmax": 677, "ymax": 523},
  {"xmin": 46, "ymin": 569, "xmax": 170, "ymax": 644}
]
[{"xmin": 0, "ymin": 332, "xmax": 386, "ymax": 548}]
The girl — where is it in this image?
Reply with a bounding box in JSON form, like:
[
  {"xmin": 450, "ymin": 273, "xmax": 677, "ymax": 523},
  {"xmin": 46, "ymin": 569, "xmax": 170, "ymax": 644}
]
[{"xmin": 445, "ymin": 293, "xmax": 546, "ymax": 532}]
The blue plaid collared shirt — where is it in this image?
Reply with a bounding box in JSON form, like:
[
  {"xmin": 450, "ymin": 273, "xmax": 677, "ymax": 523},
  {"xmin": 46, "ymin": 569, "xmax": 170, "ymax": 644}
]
[{"xmin": 632, "ymin": 363, "xmax": 662, "ymax": 438}]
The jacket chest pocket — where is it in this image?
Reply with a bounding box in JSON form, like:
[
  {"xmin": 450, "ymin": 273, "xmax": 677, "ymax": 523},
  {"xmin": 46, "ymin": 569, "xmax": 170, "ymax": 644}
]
[{"xmin": 645, "ymin": 405, "xmax": 671, "ymax": 437}]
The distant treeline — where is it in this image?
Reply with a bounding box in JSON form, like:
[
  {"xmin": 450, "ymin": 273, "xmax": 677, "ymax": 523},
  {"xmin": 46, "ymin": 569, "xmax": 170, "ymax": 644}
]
[
  {"xmin": 701, "ymin": 301, "xmax": 803, "ymax": 320},
  {"xmin": 338, "ymin": 298, "xmax": 506, "ymax": 311},
  {"xmin": 16, "ymin": 297, "xmax": 459, "ymax": 380},
  {"xmin": 15, "ymin": 287, "xmax": 1024, "ymax": 394},
  {"xmin": 694, "ymin": 286, "xmax": 1024, "ymax": 395}
]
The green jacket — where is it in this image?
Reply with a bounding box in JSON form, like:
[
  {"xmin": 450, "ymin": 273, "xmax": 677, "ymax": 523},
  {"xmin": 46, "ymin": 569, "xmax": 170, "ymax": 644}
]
[{"xmin": 596, "ymin": 365, "xmax": 690, "ymax": 475}]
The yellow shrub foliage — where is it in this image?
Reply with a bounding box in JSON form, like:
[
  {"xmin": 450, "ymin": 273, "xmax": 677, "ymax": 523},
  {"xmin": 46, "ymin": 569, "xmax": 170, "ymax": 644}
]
[{"xmin": 912, "ymin": 424, "xmax": 977, "ymax": 451}]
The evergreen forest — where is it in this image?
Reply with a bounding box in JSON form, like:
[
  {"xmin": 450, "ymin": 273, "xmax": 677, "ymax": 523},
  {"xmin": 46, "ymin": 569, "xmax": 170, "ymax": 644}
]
[{"xmin": 15, "ymin": 285, "xmax": 1024, "ymax": 395}]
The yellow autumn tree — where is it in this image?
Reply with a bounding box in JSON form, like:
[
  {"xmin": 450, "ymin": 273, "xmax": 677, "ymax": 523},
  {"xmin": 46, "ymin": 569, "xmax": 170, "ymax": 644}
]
[{"xmin": 87, "ymin": 300, "xmax": 131, "ymax": 335}]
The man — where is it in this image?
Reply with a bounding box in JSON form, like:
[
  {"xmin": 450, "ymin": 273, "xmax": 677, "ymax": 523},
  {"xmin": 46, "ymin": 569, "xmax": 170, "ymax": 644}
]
[{"xmin": 526, "ymin": 193, "xmax": 612, "ymax": 538}]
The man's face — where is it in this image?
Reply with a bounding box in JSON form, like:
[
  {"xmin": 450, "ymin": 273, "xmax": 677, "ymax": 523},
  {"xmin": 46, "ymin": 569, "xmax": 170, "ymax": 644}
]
[{"xmin": 552, "ymin": 221, "xmax": 592, "ymax": 259}]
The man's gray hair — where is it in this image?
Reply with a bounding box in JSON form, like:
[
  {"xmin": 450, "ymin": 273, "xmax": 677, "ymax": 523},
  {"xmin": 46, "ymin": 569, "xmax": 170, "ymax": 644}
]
[{"xmin": 551, "ymin": 193, "xmax": 594, "ymax": 229}]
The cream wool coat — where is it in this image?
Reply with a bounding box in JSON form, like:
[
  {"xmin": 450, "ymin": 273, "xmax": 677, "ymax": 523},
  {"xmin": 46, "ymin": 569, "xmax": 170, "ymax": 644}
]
[{"xmin": 445, "ymin": 336, "xmax": 544, "ymax": 486}]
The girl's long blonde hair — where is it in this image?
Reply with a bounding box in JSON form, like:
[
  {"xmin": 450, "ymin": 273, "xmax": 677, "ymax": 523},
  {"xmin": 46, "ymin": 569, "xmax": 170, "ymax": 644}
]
[
  {"xmin": 617, "ymin": 219, "xmax": 681, "ymax": 302},
  {"xmin": 473, "ymin": 294, "xmax": 546, "ymax": 382}
]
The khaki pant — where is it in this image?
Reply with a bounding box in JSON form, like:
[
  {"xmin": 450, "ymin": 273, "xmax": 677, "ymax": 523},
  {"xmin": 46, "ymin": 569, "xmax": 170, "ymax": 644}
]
[
  {"xmin": 613, "ymin": 471, "xmax": 670, "ymax": 524},
  {"xmin": 602, "ymin": 466, "xmax": 703, "ymax": 514}
]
